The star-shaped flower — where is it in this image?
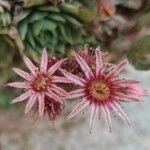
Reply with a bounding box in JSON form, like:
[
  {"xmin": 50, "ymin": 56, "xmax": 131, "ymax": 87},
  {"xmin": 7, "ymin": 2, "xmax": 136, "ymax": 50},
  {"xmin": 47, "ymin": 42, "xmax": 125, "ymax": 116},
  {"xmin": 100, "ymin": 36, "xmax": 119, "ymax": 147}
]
[{"xmin": 8, "ymin": 48, "xmax": 69, "ymax": 116}]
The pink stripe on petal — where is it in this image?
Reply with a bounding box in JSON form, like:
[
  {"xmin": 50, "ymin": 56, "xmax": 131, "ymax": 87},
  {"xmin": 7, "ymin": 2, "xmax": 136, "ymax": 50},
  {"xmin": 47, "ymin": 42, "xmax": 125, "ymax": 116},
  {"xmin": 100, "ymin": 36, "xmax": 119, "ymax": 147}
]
[
  {"xmin": 40, "ymin": 48, "xmax": 48, "ymax": 73},
  {"xmin": 68, "ymin": 89, "xmax": 85, "ymax": 99},
  {"xmin": 13, "ymin": 68, "xmax": 32, "ymax": 81},
  {"xmin": 95, "ymin": 47, "xmax": 103, "ymax": 76},
  {"xmin": 115, "ymin": 92, "xmax": 141, "ymax": 102},
  {"xmin": 48, "ymin": 59, "xmax": 66, "ymax": 76},
  {"xmin": 52, "ymin": 76, "xmax": 72, "ymax": 83},
  {"xmin": 25, "ymin": 94, "xmax": 37, "ymax": 113},
  {"xmin": 46, "ymin": 90, "xmax": 63, "ymax": 104},
  {"xmin": 67, "ymin": 93, "xmax": 85, "ymax": 99},
  {"xmin": 106, "ymin": 60, "xmax": 128, "ymax": 79},
  {"xmin": 73, "ymin": 51, "xmax": 93, "ymax": 79},
  {"xmin": 113, "ymin": 101, "xmax": 130, "ymax": 125},
  {"xmin": 69, "ymin": 89, "xmax": 85, "ymax": 95},
  {"xmin": 50, "ymin": 84, "xmax": 68, "ymax": 96},
  {"xmin": 113, "ymin": 80, "xmax": 140, "ymax": 86},
  {"xmin": 67, "ymin": 98, "xmax": 89, "ymax": 120},
  {"xmin": 23, "ymin": 55, "xmax": 37, "ymax": 76},
  {"xmin": 116, "ymin": 60, "xmax": 128, "ymax": 73},
  {"xmin": 7, "ymin": 82, "xmax": 29, "ymax": 89},
  {"xmin": 109, "ymin": 102, "xmax": 129, "ymax": 125},
  {"xmin": 38, "ymin": 93, "xmax": 45, "ymax": 117},
  {"xmin": 60, "ymin": 69, "xmax": 85, "ymax": 86},
  {"xmin": 103, "ymin": 105, "xmax": 112, "ymax": 132},
  {"xmin": 11, "ymin": 90, "xmax": 32, "ymax": 103},
  {"xmin": 90, "ymin": 104, "xmax": 98, "ymax": 133}
]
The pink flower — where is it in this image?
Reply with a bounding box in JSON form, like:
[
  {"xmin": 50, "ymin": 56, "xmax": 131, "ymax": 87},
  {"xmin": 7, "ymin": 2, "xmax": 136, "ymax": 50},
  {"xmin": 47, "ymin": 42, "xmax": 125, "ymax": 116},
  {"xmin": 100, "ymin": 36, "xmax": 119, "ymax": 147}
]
[
  {"xmin": 60, "ymin": 47, "xmax": 145, "ymax": 132},
  {"xmin": 8, "ymin": 48, "xmax": 69, "ymax": 117}
]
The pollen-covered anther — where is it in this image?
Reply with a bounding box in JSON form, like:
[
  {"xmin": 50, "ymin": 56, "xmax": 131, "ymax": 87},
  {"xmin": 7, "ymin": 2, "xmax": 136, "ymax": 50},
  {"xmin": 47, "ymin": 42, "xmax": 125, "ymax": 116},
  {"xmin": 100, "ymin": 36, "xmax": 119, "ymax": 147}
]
[
  {"xmin": 89, "ymin": 80, "xmax": 110, "ymax": 101},
  {"xmin": 32, "ymin": 75, "xmax": 51, "ymax": 92}
]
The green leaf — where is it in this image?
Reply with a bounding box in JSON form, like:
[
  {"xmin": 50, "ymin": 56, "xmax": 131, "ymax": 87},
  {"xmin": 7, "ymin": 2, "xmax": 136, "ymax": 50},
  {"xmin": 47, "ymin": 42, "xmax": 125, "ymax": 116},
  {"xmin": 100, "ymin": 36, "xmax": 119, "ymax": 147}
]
[
  {"xmin": 55, "ymin": 42, "xmax": 65, "ymax": 54},
  {"xmin": 47, "ymin": 13, "xmax": 66, "ymax": 23},
  {"xmin": 58, "ymin": 24, "xmax": 71, "ymax": 43},
  {"xmin": 29, "ymin": 11, "xmax": 48, "ymax": 23},
  {"xmin": 37, "ymin": 6, "xmax": 60, "ymax": 12},
  {"xmin": 13, "ymin": 9, "xmax": 31, "ymax": 23},
  {"xmin": 60, "ymin": 4, "xmax": 79, "ymax": 16},
  {"xmin": 63, "ymin": 15, "xmax": 82, "ymax": 27},
  {"xmin": 26, "ymin": 29, "xmax": 36, "ymax": 47},
  {"xmin": 18, "ymin": 20, "xmax": 28, "ymax": 40},
  {"xmin": 32, "ymin": 19, "xmax": 57, "ymax": 36}
]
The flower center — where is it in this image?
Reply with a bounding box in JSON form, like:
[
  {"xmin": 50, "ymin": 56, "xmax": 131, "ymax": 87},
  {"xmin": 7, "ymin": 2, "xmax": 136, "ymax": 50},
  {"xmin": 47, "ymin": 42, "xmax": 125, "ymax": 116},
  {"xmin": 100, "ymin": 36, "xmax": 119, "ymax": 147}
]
[
  {"xmin": 89, "ymin": 80, "xmax": 110, "ymax": 101},
  {"xmin": 32, "ymin": 74, "xmax": 51, "ymax": 92}
]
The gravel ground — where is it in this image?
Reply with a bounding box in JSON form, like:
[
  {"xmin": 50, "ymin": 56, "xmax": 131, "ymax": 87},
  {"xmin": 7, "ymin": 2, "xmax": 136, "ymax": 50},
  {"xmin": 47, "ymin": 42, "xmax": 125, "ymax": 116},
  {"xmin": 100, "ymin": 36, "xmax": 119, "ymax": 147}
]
[{"xmin": 0, "ymin": 64, "xmax": 150, "ymax": 150}]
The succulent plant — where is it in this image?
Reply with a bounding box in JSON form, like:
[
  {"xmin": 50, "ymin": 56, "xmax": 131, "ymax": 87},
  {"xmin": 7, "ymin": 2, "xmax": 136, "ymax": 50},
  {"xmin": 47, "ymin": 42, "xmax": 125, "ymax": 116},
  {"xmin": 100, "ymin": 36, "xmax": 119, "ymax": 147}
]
[
  {"xmin": 13, "ymin": 3, "xmax": 99, "ymax": 58},
  {"xmin": 127, "ymin": 35, "xmax": 150, "ymax": 70},
  {"xmin": 0, "ymin": 1, "xmax": 11, "ymax": 29}
]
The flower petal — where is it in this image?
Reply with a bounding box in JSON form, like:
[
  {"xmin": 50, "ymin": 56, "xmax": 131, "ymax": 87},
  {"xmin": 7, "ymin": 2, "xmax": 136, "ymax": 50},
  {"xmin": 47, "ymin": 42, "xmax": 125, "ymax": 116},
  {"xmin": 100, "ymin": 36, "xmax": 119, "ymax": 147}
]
[
  {"xmin": 109, "ymin": 102, "xmax": 129, "ymax": 125},
  {"xmin": 23, "ymin": 55, "xmax": 37, "ymax": 76},
  {"xmin": 13, "ymin": 68, "xmax": 32, "ymax": 81},
  {"xmin": 60, "ymin": 69, "xmax": 85, "ymax": 86},
  {"xmin": 48, "ymin": 59, "xmax": 66, "ymax": 76},
  {"xmin": 106, "ymin": 60, "xmax": 128, "ymax": 79},
  {"xmin": 11, "ymin": 90, "xmax": 32, "ymax": 103},
  {"xmin": 40, "ymin": 48, "xmax": 48, "ymax": 73},
  {"xmin": 46, "ymin": 89, "xmax": 63, "ymax": 104},
  {"xmin": 73, "ymin": 51, "xmax": 93, "ymax": 79},
  {"xmin": 95, "ymin": 47, "xmax": 103, "ymax": 76},
  {"xmin": 102, "ymin": 104, "xmax": 112, "ymax": 132},
  {"xmin": 38, "ymin": 93, "xmax": 45, "ymax": 117},
  {"xmin": 52, "ymin": 76, "xmax": 72, "ymax": 83},
  {"xmin": 113, "ymin": 80, "xmax": 140, "ymax": 86},
  {"xmin": 112, "ymin": 101, "xmax": 130, "ymax": 125},
  {"xmin": 50, "ymin": 84, "xmax": 68, "ymax": 96},
  {"xmin": 68, "ymin": 89, "xmax": 85, "ymax": 99},
  {"xmin": 25, "ymin": 94, "xmax": 38, "ymax": 113},
  {"xmin": 7, "ymin": 82, "xmax": 29, "ymax": 89},
  {"xmin": 67, "ymin": 98, "xmax": 89, "ymax": 120},
  {"xmin": 90, "ymin": 104, "xmax": 98, "ymax": 133},
  {"xmin": 115, "ymin": 92, "xmax": 142, "ymax": 102}
]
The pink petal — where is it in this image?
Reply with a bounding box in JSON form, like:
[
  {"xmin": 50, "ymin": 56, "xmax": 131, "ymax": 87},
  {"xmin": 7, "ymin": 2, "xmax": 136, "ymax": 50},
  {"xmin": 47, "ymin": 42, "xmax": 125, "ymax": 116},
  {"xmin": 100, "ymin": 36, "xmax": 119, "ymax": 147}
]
[
  {"xmin": 68, "ymin": 89, "xmax": 85, "ymax": 99},
  {"xmin": 11, "ymin": 90, "xmax": 32, "ymax": 103},
  {"xmin": 112, "ymin": 101, "xmax": 130, "ymax": 125},
  {"xmin": 46, "ymin": 89, "xmax": 63, "ymax": 104},
  {"xmin": 113, "ymin": 80, "xmax": 140, "ymax": 86},
  {"xmin": 102, "ymin": 105, "xmax": 112, "ymax": 132},
  {"xmin": 48, "ymin": 59, "xmax": 66, "ymax": 76},
  {"xmin": 127, "ymin": 85, "xmax": 145, "ymax": 96},
  {"xmin": 95, "ymin": 47, "xmax": 103, "ymax": 76},
  {"xmin": 40, "ymin": 48, "xmax": 48, "ymax": 73},
  {"xmin": 50, "ymin": 84, "xmax": 68, "ymax": 96},
  {"xmin": 25, "ymin": 94, "xmax": 37, "ymax": 113},
  {"xmin": 109, "ymin": 102, "xmax": 129, "ymax": 125},
  {"xmin": 73, "ymin": 51, "xmax": 93, "ymax": 79},
  {"xmin": 60, "ymin": 69, "xmax": 85, "ymax": 86},
  {"xmin": 115, "ymin": 92, "xmax": 141, "ymax": 102},
  {"xmin": 23, "ymin": 55, "xmax": 37, "ymax": 76},
  {"xmin": 52, "ymin": 76, "xmax": 72, "ymax": 83},
  {"xmin": 7, "ymin": 82, "xmax": 29, "ymax": 89},
  {"xmin": 38, "ymin": 93, "xmax": 45, "ymax": 117},
  {"xmin": 67, "ymin": 98, "xmax": 89, "ymax": 120},
  {"xmin": 116, "ymin": 60, "xmax": 128, "ymax": 73},
  {"xmin": 90, "ymin": 104, "xmax": 98, "ymax": 133},
  {"xmin": 13, "ymin": 68, "xmax": 32, "ymax": 81},
  {"xmin": 106, "ymin": 60, "xmax": 128, "ymax": 79}
]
